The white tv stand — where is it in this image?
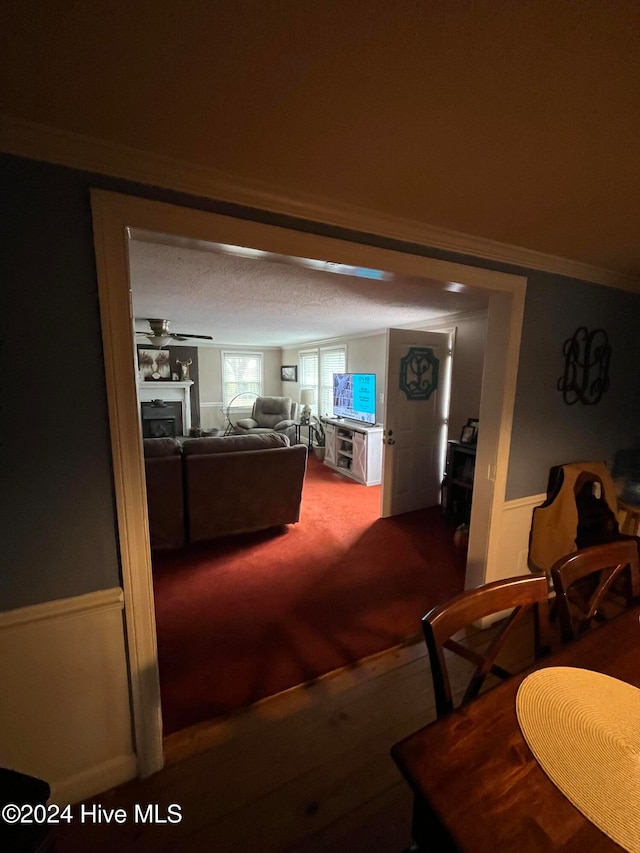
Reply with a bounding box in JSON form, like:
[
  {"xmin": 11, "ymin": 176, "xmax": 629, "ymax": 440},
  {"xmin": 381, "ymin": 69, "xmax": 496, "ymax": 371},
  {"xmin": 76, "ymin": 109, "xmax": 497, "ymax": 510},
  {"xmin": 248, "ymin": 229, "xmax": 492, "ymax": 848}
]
[{"xmin": 323, "ymin": 418, "xmax": 384, "ymax": 486}]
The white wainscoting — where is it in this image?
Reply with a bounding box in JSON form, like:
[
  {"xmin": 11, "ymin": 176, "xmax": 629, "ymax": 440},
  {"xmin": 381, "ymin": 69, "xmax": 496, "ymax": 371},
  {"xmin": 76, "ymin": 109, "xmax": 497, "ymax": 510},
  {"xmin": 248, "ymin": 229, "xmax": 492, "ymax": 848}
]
[
  {"xmin": 200, "ymin": 401, "xmax": 225, "ymax": 432},
  {"xmin": 487, "ymin": 493, "xmax": 547, "ymax": 582},
  {"xmin": 0, "ymin": 588, "xmax": 136, "ymax": 804},
  {"xmin": 492, "ymin": 493, "xmax": 640, "ymax": 576}
]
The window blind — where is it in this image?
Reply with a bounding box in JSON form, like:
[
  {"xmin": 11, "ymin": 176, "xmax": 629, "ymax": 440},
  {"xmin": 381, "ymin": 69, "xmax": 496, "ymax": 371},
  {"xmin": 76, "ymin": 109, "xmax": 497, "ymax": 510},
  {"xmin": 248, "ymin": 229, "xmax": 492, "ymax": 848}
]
[
  {"xmin": 320, "ymin": 347, "xmax": 346, "ymax": 417},
  {"xmin": 299, "ymin": 350, "xmax": 319, "ymax": 415},
  {"xmin": 297, "ymin": 347, "xmax": 346, "ymax": 417},
  {"xmin": 222, "ymin": 352, "xmax": 263, "ymax": 408}
]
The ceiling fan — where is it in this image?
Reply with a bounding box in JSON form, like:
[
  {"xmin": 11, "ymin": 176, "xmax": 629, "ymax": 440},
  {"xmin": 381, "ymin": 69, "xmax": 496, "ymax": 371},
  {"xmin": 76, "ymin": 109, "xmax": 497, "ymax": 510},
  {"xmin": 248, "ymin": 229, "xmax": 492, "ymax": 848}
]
[{"xmin": 136, "ymin": 318, "xmax": 213, "ymax": 348}]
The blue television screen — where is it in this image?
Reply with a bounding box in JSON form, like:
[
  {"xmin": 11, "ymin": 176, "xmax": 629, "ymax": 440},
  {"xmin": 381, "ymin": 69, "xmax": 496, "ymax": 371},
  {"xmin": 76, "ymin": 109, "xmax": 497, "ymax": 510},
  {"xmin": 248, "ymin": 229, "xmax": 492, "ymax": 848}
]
[{"xmin": 332, "ymin": 373, "xmax": 376, "ymax": 425}]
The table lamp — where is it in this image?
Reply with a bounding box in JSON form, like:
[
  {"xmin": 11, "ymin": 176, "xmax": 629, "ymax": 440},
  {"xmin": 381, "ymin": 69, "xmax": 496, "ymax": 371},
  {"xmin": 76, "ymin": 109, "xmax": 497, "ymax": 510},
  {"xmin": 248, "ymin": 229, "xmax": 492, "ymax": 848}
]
[{"xmin": 299, "ymin": 389, "xmax": 315, "ymax": 424}]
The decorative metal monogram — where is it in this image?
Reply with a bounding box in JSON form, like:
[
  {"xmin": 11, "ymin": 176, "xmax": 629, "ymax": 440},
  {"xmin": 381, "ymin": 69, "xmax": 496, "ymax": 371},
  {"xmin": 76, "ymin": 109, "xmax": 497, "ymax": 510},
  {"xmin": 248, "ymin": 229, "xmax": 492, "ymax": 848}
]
[
  {"xmin": 557, "ymin": 327, "xmax": 611, "ymax": 406},
  {"xmin": 399, "ymin": 347, "xmax": 439, "ymax": 400}
]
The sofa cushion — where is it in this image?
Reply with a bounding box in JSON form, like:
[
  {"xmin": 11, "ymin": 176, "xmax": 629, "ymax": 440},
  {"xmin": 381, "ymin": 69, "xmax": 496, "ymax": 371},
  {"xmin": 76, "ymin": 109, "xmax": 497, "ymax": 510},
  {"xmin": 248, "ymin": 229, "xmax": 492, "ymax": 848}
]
[
  {"xmin": 182, "ymin": 433, "xmax": 290, "ymax": 456},
  {"xmin": 234, "ymin": 417, "xmax": 259, "ymax": 430},
  {"xmin": 143, "ymin": 437, "xmax": 181, "ymax": 458}
]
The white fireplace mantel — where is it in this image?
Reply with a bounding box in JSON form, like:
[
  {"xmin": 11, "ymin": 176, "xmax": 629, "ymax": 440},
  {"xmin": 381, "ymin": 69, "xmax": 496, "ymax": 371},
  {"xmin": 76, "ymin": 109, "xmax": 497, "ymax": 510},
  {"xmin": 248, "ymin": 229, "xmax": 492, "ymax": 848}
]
[{"xmin": 138, "ymin": 381, "xmax": 193, "ymax": 434}]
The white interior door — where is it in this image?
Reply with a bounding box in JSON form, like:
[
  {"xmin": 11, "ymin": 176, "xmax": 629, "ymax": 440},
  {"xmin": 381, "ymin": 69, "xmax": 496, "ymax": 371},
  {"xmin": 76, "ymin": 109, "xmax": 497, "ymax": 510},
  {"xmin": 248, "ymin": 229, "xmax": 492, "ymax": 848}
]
[{"xmin": 381, "ymin": 328, "xmax": 452, "ymax": 517}]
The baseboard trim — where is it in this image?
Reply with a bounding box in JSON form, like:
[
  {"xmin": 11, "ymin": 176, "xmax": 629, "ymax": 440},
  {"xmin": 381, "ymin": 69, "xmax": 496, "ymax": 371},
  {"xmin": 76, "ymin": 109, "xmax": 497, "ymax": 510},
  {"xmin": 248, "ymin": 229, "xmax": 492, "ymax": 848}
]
[
  {"xmin": 2, "ymin": 114, "xmax": 639, "ymax": 291},
  {"xmin": 50, "ymin": 754, "xmax": 138, "ymax": 806}
]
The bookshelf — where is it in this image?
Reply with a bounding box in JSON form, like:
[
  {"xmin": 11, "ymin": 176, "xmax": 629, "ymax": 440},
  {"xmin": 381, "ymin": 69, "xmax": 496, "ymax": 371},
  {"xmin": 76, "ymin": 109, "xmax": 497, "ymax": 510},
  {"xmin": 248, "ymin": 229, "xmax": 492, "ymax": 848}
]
[{"xmin": 442, "ymin": 440, "xmax": 476, "ymax": 524}]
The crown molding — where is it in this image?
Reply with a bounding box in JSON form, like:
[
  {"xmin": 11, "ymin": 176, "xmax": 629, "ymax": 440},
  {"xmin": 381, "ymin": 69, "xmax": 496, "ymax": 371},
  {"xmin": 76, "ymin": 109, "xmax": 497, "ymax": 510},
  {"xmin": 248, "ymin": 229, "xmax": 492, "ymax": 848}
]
[{"xmin": 2, "ymin": 114, "xmax": 639, "ymax": 291}]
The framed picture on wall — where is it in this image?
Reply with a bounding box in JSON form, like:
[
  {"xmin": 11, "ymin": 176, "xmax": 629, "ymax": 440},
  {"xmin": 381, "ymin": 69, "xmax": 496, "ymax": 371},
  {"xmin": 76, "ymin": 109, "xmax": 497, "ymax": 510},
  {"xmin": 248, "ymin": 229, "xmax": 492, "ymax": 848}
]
[
  {"xmin": 460, "ymin": 425, "xmax": 476, "ymax": 444},
  {"xmin": 281, "ymin": 365, "xmax": 298, "ymax": 382},
  {"xmin": 138, "ymin": 348, "xmax": 171, "ymax": 381}
]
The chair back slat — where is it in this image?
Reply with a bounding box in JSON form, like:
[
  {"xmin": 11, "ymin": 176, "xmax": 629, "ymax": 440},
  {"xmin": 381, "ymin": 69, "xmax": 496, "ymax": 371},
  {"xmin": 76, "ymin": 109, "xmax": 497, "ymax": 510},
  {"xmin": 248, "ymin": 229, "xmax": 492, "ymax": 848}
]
[
  {"xmin": 422, "ymin": 574, "xmax": 550, "ymax": 718},
  {"xmin": 550, "ymin": 540, "xmax": 640, "ymax": 643}
]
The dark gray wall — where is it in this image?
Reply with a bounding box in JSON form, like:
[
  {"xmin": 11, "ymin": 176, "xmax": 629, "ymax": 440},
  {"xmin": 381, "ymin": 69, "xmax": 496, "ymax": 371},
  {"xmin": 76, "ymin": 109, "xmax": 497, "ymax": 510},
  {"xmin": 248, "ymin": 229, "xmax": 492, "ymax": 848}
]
[
  {"xmin": 506, "ymin": 274, "xmax": 640, "ymax": 499},
  {"xmin": 2, "ymin": 152, "xmax": 639, "ymax": 609},
  {"xmin": 1, "ymin": 157, "xmax": 120, "ymax": 609}
]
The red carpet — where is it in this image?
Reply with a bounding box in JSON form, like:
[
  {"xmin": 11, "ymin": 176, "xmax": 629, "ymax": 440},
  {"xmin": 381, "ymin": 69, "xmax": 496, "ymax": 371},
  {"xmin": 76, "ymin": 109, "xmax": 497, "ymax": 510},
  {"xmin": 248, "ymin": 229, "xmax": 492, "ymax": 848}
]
[{"xmin": 153, "ymin": 455, "xmax": 466, "ymax": 734}]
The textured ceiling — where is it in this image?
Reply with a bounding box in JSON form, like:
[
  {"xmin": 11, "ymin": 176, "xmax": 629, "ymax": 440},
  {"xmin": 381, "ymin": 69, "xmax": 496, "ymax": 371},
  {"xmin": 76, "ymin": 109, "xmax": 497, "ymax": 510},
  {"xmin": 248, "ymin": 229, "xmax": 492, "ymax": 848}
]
[
  {"xmin": 129, "ymin": 233, "xmax": 490, "ymax": 347},
  {"xmin": 129, "ymin": 232, "xmax": 487, "ymax": 347},
  {"xmin": 3, "ymin": 1, "xmax": 639, "ymax": 277}
]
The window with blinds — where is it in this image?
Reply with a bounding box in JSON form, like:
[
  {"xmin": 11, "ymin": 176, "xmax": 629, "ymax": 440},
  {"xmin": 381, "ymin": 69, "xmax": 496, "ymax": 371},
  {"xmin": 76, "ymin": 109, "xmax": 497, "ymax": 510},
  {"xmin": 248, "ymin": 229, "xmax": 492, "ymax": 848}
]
[
  {"xmin": 320, "ymin": 347, "xmax": 346, "ymax": 416},
  {"xmin": 222, "ymin": 352, "xmax": 263, "ymax": 408},
  {"xmin": 299, "ymin": 350, "xmax": 319, "ymax": 414},
  {"xmin": 299, "ymin": 347, "xmax": 346, "ymax": 417}
]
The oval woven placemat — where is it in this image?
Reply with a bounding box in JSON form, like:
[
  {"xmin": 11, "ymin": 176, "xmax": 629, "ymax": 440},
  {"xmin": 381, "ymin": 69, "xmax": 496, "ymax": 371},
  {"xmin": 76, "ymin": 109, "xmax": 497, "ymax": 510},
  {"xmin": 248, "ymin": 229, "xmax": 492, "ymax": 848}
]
[{"xmin": 516, "ymin": 666, "xmax": 640, "ymax": 852}]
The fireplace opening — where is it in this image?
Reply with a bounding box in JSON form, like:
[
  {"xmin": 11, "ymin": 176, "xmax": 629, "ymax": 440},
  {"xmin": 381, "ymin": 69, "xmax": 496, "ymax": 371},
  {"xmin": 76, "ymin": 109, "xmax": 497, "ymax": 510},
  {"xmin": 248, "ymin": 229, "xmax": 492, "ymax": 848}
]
[{"xmin": 141, "ymin": 401, "xmax": 183, "ymax": 438}]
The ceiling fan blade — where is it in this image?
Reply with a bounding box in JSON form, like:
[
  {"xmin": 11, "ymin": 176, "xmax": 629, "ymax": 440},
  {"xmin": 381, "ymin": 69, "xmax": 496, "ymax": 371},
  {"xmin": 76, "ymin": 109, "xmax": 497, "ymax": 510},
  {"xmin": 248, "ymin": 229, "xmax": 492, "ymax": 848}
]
[
  {"xmin": 172, "ymin": 333, "xmax": 214, "ymax": 340},
  {"xmin": 135, "ymin": 321, "xmax": 213, "ymax": 342}
]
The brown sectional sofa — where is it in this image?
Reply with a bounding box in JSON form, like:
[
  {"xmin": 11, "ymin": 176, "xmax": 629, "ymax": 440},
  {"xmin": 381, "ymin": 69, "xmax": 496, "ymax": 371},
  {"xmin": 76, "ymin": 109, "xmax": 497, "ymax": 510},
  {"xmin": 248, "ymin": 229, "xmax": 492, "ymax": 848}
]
[
  {"xmin": 143, "ymin": 433, "xmax": 307, "ymax": 549},
  {"xmin": 143, "ymin": 437, "xmax": 185, "ymax": 550}
]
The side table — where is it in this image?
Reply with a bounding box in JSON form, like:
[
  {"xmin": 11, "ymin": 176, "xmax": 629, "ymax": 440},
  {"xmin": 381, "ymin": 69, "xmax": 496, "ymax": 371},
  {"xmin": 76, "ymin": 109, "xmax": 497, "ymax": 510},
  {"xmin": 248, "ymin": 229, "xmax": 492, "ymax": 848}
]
[{"xmin": 294, "ymin": 421, "xmax": 315, "ymax": 450}]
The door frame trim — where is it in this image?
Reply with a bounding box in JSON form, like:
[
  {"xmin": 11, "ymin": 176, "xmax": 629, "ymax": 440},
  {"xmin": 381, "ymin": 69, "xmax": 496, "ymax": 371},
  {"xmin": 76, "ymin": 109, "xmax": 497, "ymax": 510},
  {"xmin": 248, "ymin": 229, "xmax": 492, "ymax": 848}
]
[{"xmin": 90, "ymin": 188, "xmax": 526, "ymax": 776}]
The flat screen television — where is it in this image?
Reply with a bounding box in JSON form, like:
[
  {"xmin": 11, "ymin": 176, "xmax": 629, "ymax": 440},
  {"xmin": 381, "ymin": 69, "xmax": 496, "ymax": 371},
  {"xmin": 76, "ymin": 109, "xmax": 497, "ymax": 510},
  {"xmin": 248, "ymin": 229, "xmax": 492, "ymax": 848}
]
[{"xmin": 332, "ymin": 373, "xmax": 377, "ymax": 425}]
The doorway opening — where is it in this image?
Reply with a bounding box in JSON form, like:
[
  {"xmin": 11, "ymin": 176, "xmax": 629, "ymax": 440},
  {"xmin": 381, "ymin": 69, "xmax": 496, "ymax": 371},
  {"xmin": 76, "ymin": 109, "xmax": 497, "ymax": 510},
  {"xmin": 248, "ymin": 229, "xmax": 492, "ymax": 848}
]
[
  {"xmin": 91, "ymin": 189, "xmax": 526, "ymax": 775},
  {"xmin": 128, "ymin": 233, "xmax": 473, "ymax": 734}
]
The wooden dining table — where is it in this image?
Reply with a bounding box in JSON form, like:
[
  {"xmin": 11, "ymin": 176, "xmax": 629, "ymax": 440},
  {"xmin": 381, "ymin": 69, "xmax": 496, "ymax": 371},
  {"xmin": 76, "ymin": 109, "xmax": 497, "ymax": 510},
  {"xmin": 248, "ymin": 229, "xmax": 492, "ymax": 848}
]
[{"xmin": 391, "ymin": 605, "xmax": 640, "ymax": 851}]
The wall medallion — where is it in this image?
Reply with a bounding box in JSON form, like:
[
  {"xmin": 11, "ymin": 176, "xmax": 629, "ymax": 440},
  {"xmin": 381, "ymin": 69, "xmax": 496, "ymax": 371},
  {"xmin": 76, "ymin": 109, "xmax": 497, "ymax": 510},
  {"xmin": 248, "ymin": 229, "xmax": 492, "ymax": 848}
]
[
  {"xmin": 399, "ymin": 347, "xmax": 439, "ymax": 400},
  {"xmin": 557, "ymin": 326, "xmax": 611, "ymax": 406}
]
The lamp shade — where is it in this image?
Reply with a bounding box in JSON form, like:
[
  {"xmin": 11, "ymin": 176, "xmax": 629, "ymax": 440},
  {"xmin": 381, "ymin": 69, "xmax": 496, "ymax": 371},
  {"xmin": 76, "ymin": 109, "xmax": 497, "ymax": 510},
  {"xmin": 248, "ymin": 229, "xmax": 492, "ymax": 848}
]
[{"xmin": 299, "ymin": 389, "xmax": 316, "ymax": 407}]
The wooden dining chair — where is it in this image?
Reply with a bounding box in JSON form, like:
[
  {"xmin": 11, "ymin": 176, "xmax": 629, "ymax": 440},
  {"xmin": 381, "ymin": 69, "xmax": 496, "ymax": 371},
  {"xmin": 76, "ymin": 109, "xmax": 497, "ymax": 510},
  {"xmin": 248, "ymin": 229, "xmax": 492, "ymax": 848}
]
[
  {"xmin": 550, "ymin": 539, "xmax": 640, "ymax": 643},
  {"xmin": 407, "ymin": 574, "xmax": 552, "ymax": 852},
  {"xmin": 422, "ymin": 573, "xmax": 551, "ymax": 719}
]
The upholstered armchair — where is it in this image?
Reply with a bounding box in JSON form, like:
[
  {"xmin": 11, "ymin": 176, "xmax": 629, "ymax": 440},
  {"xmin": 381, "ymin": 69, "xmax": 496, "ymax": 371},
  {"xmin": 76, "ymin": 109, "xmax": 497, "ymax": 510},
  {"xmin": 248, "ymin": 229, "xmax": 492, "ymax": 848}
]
[{"xmin": 234, "ymin": 396, "xmax": 298, "ymax": 441}]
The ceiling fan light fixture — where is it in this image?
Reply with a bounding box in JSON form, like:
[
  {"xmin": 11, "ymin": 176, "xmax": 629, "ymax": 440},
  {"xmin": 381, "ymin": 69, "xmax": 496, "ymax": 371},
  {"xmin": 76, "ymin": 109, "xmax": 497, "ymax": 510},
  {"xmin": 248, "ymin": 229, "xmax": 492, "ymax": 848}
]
[{"xmin": 145, "ymin": 334, "xmax": 172, "ymax": 347}]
